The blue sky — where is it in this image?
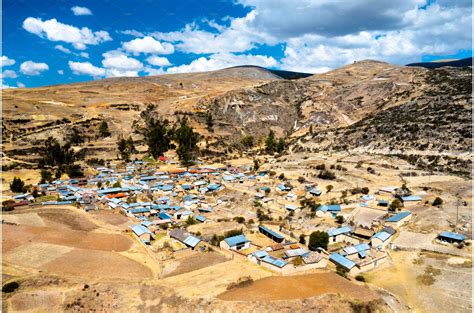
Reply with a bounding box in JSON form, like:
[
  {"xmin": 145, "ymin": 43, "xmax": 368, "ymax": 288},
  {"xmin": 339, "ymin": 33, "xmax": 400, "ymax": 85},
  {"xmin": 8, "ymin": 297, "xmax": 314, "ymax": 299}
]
[{"xmin": 2, "ymin": 0, "xmax": 472, "ymax": 88}]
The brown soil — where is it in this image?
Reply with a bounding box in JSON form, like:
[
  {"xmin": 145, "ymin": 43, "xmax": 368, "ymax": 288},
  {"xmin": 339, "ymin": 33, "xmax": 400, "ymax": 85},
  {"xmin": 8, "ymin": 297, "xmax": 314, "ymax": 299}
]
[
  {"xmin": 39, "ymin": 210, "xmax": 98, "ymax": 231},
  {"xmin": 163, "ymin": 252, "xmax": 229, "ymax": 278},
  {"xmin": 89, "ymin": 210, "xmax": 130, "ymax": 226},
  {"xmin": 218, "ymin": 272, "xmax": 379, "ymax": 302},
  {"xmin": 41, "ymin": 249, "xmax": 152, "ymax": 280},
  {"xmin": 2, "ymin": 224, "xmax": 132, "ymax": 252}
]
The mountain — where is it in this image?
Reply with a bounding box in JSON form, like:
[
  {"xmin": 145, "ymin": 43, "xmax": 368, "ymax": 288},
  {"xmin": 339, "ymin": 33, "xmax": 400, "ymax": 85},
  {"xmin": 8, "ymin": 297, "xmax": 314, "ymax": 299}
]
[
  {"xmin": 406, "ymin": 57, "xmax": 472, "ymax": 69},
  {"xmin": 2, "ymin": 60, "xmax": 471, "ymax": 175}
]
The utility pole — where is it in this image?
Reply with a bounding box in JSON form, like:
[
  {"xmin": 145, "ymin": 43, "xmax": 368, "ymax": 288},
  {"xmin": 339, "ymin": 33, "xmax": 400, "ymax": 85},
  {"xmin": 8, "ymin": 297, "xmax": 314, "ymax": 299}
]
[{"xmin": 455, "ymin": 193, "xmax": 460, "ymax": 227}]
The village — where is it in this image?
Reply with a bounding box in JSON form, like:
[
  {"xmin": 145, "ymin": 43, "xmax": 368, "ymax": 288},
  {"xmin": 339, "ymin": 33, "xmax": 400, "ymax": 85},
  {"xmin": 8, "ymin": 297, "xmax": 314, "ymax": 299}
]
[{"xmin": 5, "ymin": 153, "xmax": 470, "ymax": 280}]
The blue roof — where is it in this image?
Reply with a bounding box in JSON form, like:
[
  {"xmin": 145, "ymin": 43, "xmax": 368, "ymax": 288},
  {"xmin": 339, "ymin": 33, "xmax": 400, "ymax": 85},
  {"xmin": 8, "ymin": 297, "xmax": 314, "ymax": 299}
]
[
  {"xmin": 259, "ymin": 225, "xmax": 284, "ymax": 240},
  {"xmin": 158, "ymin": 212, "xmax": 172, "ymax": 220},
  {"xmin": 253, "ymin": 250, "xmax": 268, "ymax": 258},
  {"xmin": 194, "ymin": 215, "xmax": 207, "ymax": 222},
  {"xmin": 386, "ymin": 211, "xmax": 411, "ymax": 222},
  {"xmin": 223, "ymin": 175, "xmax": 235, "ymax": 181},
  {"xmin": 309, "ymin": 188, "xmax": 322, "ymax": 195},
  {"xmin": 160, "ymin": 184, "xmax": 174, "ymax": 191},
  {"xmin": 285, "ymin": 204, "xmax": 298, "ymax": 211},
  {"xmin": 207, "ymin": 184, "xmax": 221, "ymax": 191},
  {"xmin": 261, "ymin": 255, "xmax": 287, "ymax": 268},
  {"xmin": 327, "ymin": 226, "xmax": 351, "ymax": 237},
  {"xmin": 130, "ymin": 207, "xmax": 150, "ymax": 214},
  {"xmin": 198, "ymin": 207, "xmax": 213, "ymax": 212},
  {"xmin": 140, "ymin": 176, "xmax": 157, "ymax": 181},
  {"xmin": 401, "ymin": 195, "xmax": 422, "ymax": 201},
  {"xmin": 319, "ymin": 204, "xmax": 341, "ymax": 212},
  {"xmin": 343, "ymin": 243, "xmax": 370, "ymax": 255},
  {"xmin": 439, "ymin": 231, "xmax": 465, "ymax": 241},
  {"xmin": 183, "ymin": 235, "xmax": 201, "ymax": 248},
  {"xmin": 372, "ymin": 231, "xmax": 392, "ymax": 242},
  {"xmin": 224, "ymin": 234, "xmax": 250, "ymax": 247},
  {"xmin": 330, "ymin": 253, "xmax": 356, "ymax": 270},
  {"xmin": 131, "ymin": 224, "xmax": 152, "ymax": 236}
]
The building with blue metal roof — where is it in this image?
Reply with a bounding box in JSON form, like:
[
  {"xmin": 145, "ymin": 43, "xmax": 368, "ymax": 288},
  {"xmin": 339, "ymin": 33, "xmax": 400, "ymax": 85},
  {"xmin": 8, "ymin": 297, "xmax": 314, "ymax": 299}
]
[
  {"xmin": 401, "ymin": 195, "xmax": 422, "ymax": 202},
  {"xmin": 329, "ymin": 253, "xmax": 356, "ymax": 270},
  {"xmin": 221, "ymin": 234, "xmax": 251, "ymax": 251},
  {"xmin": 438, "ymin": 231, "xmax": 465, "ymax": 243},
  {"xmin": 385, "ymin": 211, "xmax": 412, "ymax": 227},
  {"xmin": 259, "ymin": 225, "xmax": 284, "ymax": 243}
]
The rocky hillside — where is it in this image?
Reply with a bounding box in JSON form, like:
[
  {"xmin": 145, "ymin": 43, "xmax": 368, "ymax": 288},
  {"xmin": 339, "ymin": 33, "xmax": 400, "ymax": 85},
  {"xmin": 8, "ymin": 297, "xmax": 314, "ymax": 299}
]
[{"xmin": 2, "ymin": 60, "xmax": 471, "ymax": 174}]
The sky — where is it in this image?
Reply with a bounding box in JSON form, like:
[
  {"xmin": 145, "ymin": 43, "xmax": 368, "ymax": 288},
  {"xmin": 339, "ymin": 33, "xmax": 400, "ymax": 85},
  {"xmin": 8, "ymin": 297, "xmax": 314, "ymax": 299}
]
[{"xmin": 2, "ymin": 0, "xmax": 472, "ymax": 88}]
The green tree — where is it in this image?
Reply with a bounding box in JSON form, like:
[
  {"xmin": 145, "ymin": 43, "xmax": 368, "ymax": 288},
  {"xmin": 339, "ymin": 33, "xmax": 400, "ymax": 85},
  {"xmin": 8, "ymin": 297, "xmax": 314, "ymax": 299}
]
[
  {"xmin": 265, "ymin": 130, "xmax": 276, "ymax": 153},
  {"xmin": 276, "ymin": 137, "xmax": 286, "ymax": 153},
  {"xmin": 361, "ymin": 187, "xmax": 370, "ymax": 195},
  {"xmin": 326, "ymin": 185, "xmax": 334, "ymax": 193},
  {"xmin": 241, "ymin": 135, "xmax": 255, "ymax": 147},
  {"xmin": 99, "ymin": 120, "xmax": 111, "ymax": 137},
  {"xmin": 67, "ymin": 127, "xmax": 84, "ymax": 145},
  {"xmin": 299, "ymin": 234, "xmax": 306, "ymax": 244},
  {"xmin": 40, "ymin": 169, "xmax": 53, "ymax": 184},
  {"xmin": 336, "ymin": 215, "xmax": 344, "ymax": 224},
  {"xmin": 39, "ymin": 137, "xmax": 76, "ymax": 168},
  {"xmin": 432, "ymin": 197, "xmax": 443, "ymax": 206},
  {"xmin": 253, "ymin": 158, "xmax": 260, "ymax": 171},
  {"xmin": 10, "ymin": 177, "xmax": 25, "ymax": 193},
  {"xmin": 389, "ymin": 199, "xmax": 403, "ymax": 212},
  {"xmin": 308, "ymin": 231, "xmax": 329, "ymax": 251},
  {"xmin": 175, "ymin": 117, "xmax": 200, "ymax": 167},
  {"xmin": 206, "ymin": 111, "xmax": 213, "ymax": 132}
]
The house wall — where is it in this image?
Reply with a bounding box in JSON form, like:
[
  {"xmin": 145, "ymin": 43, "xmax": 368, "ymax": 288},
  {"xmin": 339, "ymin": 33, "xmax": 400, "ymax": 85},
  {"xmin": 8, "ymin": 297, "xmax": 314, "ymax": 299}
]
[
  {"xmin": 386, "ymin": 215, "xmax": 412, "ymax": 228},
  {"xmin": 357, "ymin": 255, "xmax": 388, "ymax": 272},
  {"xmin": 371, "ymin": 237, "xmax": 390, "ymax": 248}
]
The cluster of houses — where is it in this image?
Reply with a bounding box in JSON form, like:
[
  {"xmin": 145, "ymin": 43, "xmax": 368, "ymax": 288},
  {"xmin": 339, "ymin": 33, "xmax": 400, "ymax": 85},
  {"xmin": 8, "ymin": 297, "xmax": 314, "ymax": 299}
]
[{"xmin": 8, "ymin": 160, "xmax": 468, "ymax": 276}]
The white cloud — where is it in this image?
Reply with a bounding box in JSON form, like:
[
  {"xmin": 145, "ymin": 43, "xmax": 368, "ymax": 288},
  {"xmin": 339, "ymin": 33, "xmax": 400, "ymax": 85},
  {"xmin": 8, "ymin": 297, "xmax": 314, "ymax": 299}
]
[
  {"xmin": 20, "ymin": 61, "xmax": 49, "ymax": 75},
  {"xmin": 58, "ymin": 70, "xmax": 64, "ymax": 75},
  {"xmin": 1, "ymin": 56, "xmax": 16, "ymax": 66},
  {"xmin": 55, "ymin": 44, "xmax": 71, "ymax": 54},
  {"xmin": 3, "ymin": 70, "xmax": 17, "ymax": 79},
  {"xmin": 80, "ymin": 52, "xmax": 90, "ymax": 58},
  {"xmin": 122, "ymin": 36, "xmax": 174, "ymax": 55},
  {"xmin": 166, "ymin": 53, "xmax": 279, "ymax": 74},
  {"xmin": 120, "ymin": 29, "xmax": 144, "ymax": 37},
  {"xmin": 144, "ymin": 67, "xmax": 166, "ymax": 76},
  {"xmin": 146, "ymin": 55, "xmax": 171, "ymax": 67},
  {"xmin": 23, "ymin": 17, "xmax": 111, "ymax": 50},
  {"xmin": 69, "ymin": 61, "xmax": 105, "ymax": 77},
  {"xmin": 71, "ymin": 6, "xmax": 92, "ymax": 16},
  {"xmin": 17, "ymin": 82, "xmax": 26, "ymax": 88},
  {"xmin": 102, "ymin": 50, "xmax": 143, "ymax": 70}
]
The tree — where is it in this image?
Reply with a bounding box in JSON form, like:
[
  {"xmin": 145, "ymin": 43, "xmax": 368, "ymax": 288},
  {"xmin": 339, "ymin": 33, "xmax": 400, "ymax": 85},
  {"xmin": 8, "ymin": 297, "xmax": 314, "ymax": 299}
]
[
  {"xmin": 276, "ymin": 137, "xmax": 286, "ymax": 153},
  {"xmin": 326, "ymin": 185, "xmax": 334, "ymax": 193},
  {"xmin": 265, "ymin": 130, "xmax": 276, "ymax": 153},
  {"xmin": 241, "ymin": 135, "xmax": 255, "ymax": 147},
  {"xmin": 389, "ymin": 199, "xmax": 403, "ymax": 212},
  {"xmin": 361, "ymin": 187, "xmax": 369, "ymax": 195},
  {"xmin": 206, "ymin": 112, "xmax": 213, "ymax": 132},
  {"xmin": 299, "ymin": 234, "xmax": 306, "ymax": 244},
  {"xmin": 336, "ymin": 215, "xmax": 344, "ymax": 224},
  {"xmin": 175, "ymin": 117, "xmax": 200, "ymax": 166},
  {"xmin": 318, "ymin": 170, "xmax": 336, "ymax": 180},
  {"xmin": 99, "ymin": 120, "xmax": 111, "ymax": 137},
  {"xmin": 433, "ymin": 197, "xmax": 443, "ymax": 206},
  {"xmin": 10, "ymin": 177, "xmax": 25, "ymax": 193},
  {"xmin": 308, "ymin": 231, "xmax": 329, "ymax": 251},
  {"xmin": 253, "ymin": 159, "xmax": 260, "ymax": 172},
  {"xmin": 67, "ymin": 127, "xmax": 84, "ymax": 145},
  {"xmin": 309, "ymin": 124, "xmax": 313, "ymax": 135},
  {"xmin": 39, "ymin": 137, "xmax": 76, "ymax": 168},
  {"xmin": 40, "ymin": 169, "xmax": 53, "ymax": 184},
  {"xmin": 133, "ymin": 104, "xmax": 174, "ymax": 158}
]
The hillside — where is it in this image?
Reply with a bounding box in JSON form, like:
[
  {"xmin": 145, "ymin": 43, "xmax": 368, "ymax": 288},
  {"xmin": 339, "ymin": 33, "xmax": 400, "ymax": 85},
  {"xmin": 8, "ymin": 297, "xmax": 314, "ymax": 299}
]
[
  {"xmin": 406, "ymin": 57, "xmax": 472, "ymax": 69},
  {"xmin": 2, "ymin": 61, "xmax": 472, "ymax": 175}
]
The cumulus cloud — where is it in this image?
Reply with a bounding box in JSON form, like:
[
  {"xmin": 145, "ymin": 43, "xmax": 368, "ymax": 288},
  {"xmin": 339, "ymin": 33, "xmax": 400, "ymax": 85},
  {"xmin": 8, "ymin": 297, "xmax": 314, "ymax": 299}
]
[
  {"xmin": 1, "ymin": 56, "xmax": 16, "ymax": 66},
  {"xmin": 17, "ymin": 82, "xmax": 26, "ymax": 88},
  {"xmin": 80, "ymin": 52, "xmax": 90, "ymax": 58},
  {"xmin": 102, "ymin": 50, "xmax": 143, "ymax": 70},
  {"xmin": 55, "ymin": 44, "xmax": 72, "ymax": 54},
  {"xmin": 71, "ymin": 6, "xmax": 93, "ymax": 16},
  {"xmin": 166, "ymin": 53, "xmax": 279, "ymax": 74},
  {"xmin": 69, "ymin": 61, "xmax": 105, "ymax": 77},
  {"xmin": 146, "ymin": 55, "xmax": 171, "ymax": 67},
  {"xmin": 23, "ymin": 17, "xmax": 111, "ymax": 50},
  {"xmin": 120, "ymin": 29, "xmax": 144, "ymax": 37},
  {"xmin": 20, "ymin": 61, "xmax": 49, "ymax": 75},
  {"xmin": 122, "ymin": 36, "xmax": 174, "ymax": 55},
  {"xmin": 58, "ymin": 70, "xmax": 64, "ymax": 75},
  {"xmin": 3, "ymin": 70, "xmax": 17, "ymax": 79}
]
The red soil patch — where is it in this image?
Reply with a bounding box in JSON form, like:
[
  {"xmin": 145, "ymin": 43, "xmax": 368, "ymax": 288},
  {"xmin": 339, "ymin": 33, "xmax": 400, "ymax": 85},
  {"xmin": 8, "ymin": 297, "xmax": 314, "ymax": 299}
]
[
  {"xmin": 218, "ymin": 272, "xmax": 379, "ymax": 302},
  {"xmin": 41, "ymin": 248, "xmax": 152, "ymax": 280},
  {"xmin": 2, "ymin": 224, "xmax": 132, "ymax": 252},
  {"xmin": 89, "ymin": 211, "xmax": 130, "ymax": 226}
]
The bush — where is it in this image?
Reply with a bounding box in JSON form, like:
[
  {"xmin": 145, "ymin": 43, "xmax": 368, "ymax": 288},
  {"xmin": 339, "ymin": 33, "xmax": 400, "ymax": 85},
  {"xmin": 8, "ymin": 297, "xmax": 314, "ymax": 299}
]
[
  {"xmin": 299, "ymin": 234, "xmax": 306, "ymax": 244},
  {"xmin": 233, "ymin": 216, "xmax": 245, "ymax": 224},
  {"xmin": 2, "ymin": 281, "xmax": 19, "ymax": 293},
  {"xmin": 355, "ymin": 275, "xmax": 366, "ymax": 282},
  {"xmin": 318, "ymin": 170, "xmax": 336, "ymax": 180},
  {"xmin": 241, "ymin": 135, "xmax": 255, "ymax": 147},
  {"xmin": 10, "ymin": 177, "xmax": 25, "ymax": 193},
  {"xmin": 336, "ymin": 215, "xmax": 344, "ymax": 224},
  {"xmin": 40, "ymin": 169, "xmax": 53, "ymax": 184},
  {"xmin": 361, "ymin": 187, "xmax": 369, "ymax": 194},
  {"xmin": 432, "ymin": 197, "xmax": 443, "ymax": 206},
  {"xmin": 308, "ymin": 231, "xmax": 329, "ymax": 251},
  {"xmin": 389, "ymin": 199, "xmax": 403, "ymax": 211}
]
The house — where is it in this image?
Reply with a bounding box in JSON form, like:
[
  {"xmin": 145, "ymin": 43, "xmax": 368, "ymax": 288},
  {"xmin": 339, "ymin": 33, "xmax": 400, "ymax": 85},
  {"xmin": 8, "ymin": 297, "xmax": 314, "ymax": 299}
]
[
  {"xmin": 370, "ymin": 230, "xmax": 394, "ymax": 248},
  {"xmin": 302, "ymin": 251, "xmax": 328, "ymax": 269},
  {"xmin": 249, "ymin": 250, "xmax": 289, "ymax": 272},
  {"xmin": 352, "ymin": 227, "xmax": 375, "ymax": 240},
  {"xmin": 220, "ymin": 234, "xmax": 251, "ymax": 251},
  {"xmin": 327, "ymin": 226, "xmax": 352, "ymax": 243},
  {"xmin": 401, "ymin": 195, "xmax": 422, "ymax": 202},
  {"xmin": 385, "ymin": 211, "xmax": 412, "ymax": 228},
  {"xmin": 285, "ymin": 204, "xmax": 300, "ymax": 212},
  {"xmin": 316, "ymin": 204, "xmax": 341, "ymax": 218},
  {"xmin": 438, "ymin": 231, "xmax": 465, "ymax": 244},
  {"xmin": 285, "ymin": 193, "xmax": 297, "ymax": 201},
  {"xmin": 259, "ymin": 225, "xmax": 285, "ymax": 243},
  {"xmin": 379, "ymin": 186, "xmax": 397, "ymax": 194},
  {"xmin": 169, "ymin": 229, "xmax": 203, "ymax": 250},
  {"xmin": 342, "ymin": 243, "xmax": 371, "ymax": 257},
  {"xmin": 377, "ymin": 200, "xmax": 389, "ymax": 207},
  {"xmin": 329, "ymin": 253, "xmax": 358, "ymax": 274},
  {"xmin": 131, "ymin": 224, "xmax": 153, "ymax": 244},
  {"xmin": 194, "ymin": 215, "xmax": 207, "ymax": 223},
  {"xmin": 308, "ymin": 188, "xmax": 322, "ymax": 196},
  {"xmin": 284, "ymin": 248, "xmax": 309, "ymax": 259}
]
